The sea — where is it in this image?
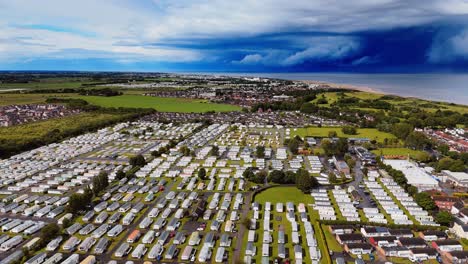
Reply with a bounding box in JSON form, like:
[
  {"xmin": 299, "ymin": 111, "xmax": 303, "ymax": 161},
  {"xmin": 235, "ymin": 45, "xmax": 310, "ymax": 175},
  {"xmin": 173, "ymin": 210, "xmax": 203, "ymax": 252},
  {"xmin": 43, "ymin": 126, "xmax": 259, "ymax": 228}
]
[{"xmin": 193, "ymin": 73, "xmax": 468, "ymax": 105}]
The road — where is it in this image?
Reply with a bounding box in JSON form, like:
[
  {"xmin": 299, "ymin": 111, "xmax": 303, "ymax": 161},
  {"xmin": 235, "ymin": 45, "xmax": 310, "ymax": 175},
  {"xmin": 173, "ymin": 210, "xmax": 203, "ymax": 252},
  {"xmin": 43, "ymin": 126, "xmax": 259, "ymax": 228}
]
[{"xmin": 232, "ymin": 191, "xmax": 252, "ymax": 264}]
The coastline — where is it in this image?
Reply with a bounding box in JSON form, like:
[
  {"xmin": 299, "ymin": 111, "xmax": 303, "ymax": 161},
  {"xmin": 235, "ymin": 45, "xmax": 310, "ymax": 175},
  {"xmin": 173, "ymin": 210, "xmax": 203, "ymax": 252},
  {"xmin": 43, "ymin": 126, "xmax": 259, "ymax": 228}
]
[{"xmin": 301, "ymin": 80, "xmax": 385, "ymax": 94}]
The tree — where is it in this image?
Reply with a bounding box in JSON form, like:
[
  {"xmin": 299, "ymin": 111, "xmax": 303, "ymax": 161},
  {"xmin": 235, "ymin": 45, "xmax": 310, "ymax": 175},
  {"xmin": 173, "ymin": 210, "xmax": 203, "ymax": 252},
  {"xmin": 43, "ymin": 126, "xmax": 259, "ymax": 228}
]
[
  {"xmin": 415, "ymin": 192, "xmax": 437, "ymax": 212},
  {"xmin": 415, "ymin": 152, "xmax": 431, "ymax": 163},
  {"xmin": 198, "ymin": 168, "xmax": 207, "ymax": 180},
  {"xmin": 39, "ymin": 223, "xmax": 60, "ymax": 246},
  {"xmin": 406, "ymin": 185, "xmax": 418, "ymax": 196},
  {"xmin": 342, "ymin": 126, "xmax": 357, "ymax": 135},
  {"xmin": 328, "ymin": 172, "xmax": 338, "ymax": 184},
  {"xmin": 116, "ymin": 170, "xmax": 126, "ymax": 180},
  {"xmin": 92, "ymin": 171, "xmax": 109, "ymax": 196},
  {"xmin": 328, "ymin": 131, "xmax": 337, "ymax": 138},
  {"xmin": 287, "ymin": 138, "xmax": 300, "ymax": 155},
  {"xmin": 240, "ymin": 217, "xmax": 251, "ymax": 229},
  {"xmin": 129, "ymin": 154, "xmax": 146, "ymax": 167},
  {"xmin": 67, "ymin": 187, "xmax": 93, "ymax": 214},
  {"xmin": 392, "ymin": 123, "xmax": 413, "ymax": 139},
  {"xmin": 460, "ymin": 152, "xmax": 468, "ymax": 165},
  {"xmin": 180, "ymin": 145, "xmax": 191, "ymax": 156},
  {"xmin": 268, "ymin": 170, "xmax": 285, "ymax": 184},
  {"xmin": 209, "ymin": 145, "xmax": 219, "ymax": 157},
  {"xmin": 437, "ymin": 144, "xmax": 450, "ymax": 156},
  {"xmin": 435, "ymin": 211, "xmax": 453, "ymax": 226},
  {"xmin": 256, "ymin": 146, "xmax": 265, "ymax": 158},
  {"xmin": 254, "ymin": 170, "xmax": 268, "ymax": 184},
  {"xmin": 405, "ymin": 131, "xmax": 431, "ymax": 150},
  {"xmin": 295, "ymin": 169, "xmax": 318, "ymax": 193}
]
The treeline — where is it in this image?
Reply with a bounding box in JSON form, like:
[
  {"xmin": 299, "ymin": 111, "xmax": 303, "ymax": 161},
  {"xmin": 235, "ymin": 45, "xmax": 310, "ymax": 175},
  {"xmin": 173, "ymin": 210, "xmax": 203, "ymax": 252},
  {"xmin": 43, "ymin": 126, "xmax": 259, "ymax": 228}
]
[
  {"xmin": 78, "ymin": 88, "xmax": 122, "ymax": 97},
  {"xmin": 244, "ymin": 168, "xmax": 319, "ymax": 193},
  {"xmin": 24, "ymin": 87, "xmax": 122, "ymax": 96}
]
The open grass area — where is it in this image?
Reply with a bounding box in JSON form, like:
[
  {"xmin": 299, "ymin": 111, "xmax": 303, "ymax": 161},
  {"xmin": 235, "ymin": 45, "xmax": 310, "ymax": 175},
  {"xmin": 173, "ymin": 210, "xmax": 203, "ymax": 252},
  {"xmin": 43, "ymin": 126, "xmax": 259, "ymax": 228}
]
[
  {"xmin": 74, "ymin": 95, "xmax": 241, "ymax": 113},
  {"xmin": 291, "ymin": 127, "xmax": 396, "ymax": 143},
  {"xmin": 0, "ymin": 93, "xmax": 77, "ymax": 106},
  {"xmin": 254, "ymin": 186, "xmax": 314, "ymax": 204},
  {"xmin": 313, "ymin": 91, "xmax": 468, "ymax": 114},
  {"xmin": 371, "ymin": 148, "xmax": 425, "ymax": 158}
]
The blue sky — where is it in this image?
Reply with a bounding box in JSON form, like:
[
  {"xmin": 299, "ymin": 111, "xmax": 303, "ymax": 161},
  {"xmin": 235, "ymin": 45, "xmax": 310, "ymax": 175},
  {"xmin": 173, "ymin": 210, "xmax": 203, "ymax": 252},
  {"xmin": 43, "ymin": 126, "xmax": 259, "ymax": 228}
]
[{"xmin": 2, "ymin": 0, "xmax": 468, "ymax": 72}]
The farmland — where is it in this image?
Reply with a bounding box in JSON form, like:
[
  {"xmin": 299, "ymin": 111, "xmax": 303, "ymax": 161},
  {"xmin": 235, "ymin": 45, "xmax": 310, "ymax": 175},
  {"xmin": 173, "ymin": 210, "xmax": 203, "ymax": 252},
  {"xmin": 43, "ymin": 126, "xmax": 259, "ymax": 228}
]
[
  {"xmin": 371, "ymin": 147, "xmax": 425, "ymax": 158},
  {"xmin": 73, "ymin": 95, "xmax": 241, "ymax": 113},
  {"xmin": 291, "ymin": 127, "xmax": 396, "ymax": 143}
]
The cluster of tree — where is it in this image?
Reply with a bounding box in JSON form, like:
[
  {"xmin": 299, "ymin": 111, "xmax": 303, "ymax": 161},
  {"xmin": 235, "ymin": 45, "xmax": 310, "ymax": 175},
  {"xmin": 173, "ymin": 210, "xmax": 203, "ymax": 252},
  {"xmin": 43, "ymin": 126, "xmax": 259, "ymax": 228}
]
[
  {"xmin": 295, "ymin": 168, "xmax": 319, "ymax": 193},
  {"xmin": 38, "ymin": 223, "xmax": 60, "ymax": 248},
  {"xmin": 414, "ymin": 192, "xmax": 437, "ymax": 212},
  {"xmin": 67, "ymin": 187, "xmax": 93, "ymax": 214},
  {"xmin": 92, "ymin": 172, "xmax": 109, "ymax": 196},
  {"xmin": 198, "ymin": 168, "xmax": 207, "ymax": 180},
  {"xmin": 344, "ymin": 154, "xmax": 356, "ymax": 170},
  {"xmin": 151, "ymin": 140, "xmax": 177, "ymax": 157},
  {"xmin": 321, "ymin": 138, "xmax": 349, "ymax": 156},
  {"xmin": 341, "ymin": 126, "xmax": 357, "ymax": 135},
  {"xmin": 78, "ymin": 88, "xmax": 122, "ymax": 97},
  {"xmin": 377, "ymin": 122, "xmax": 432, "ymax": 150},
  {"xmin": 256, "ymin": 146, "xmax": 265, "ymax": 158},
  {"xmin": 209, "ymin": 145, "xmax": 219, "ymax": 157},
  {"xmin": 435, "ymin": 157, "xmax": 466, "ymax": 172},
  {"xmin": 285, "ymin": 136, "xmax": 303, "ymax": 155},
  {"xmin": 243, "ymin": 168, "xmax": 267, "ymax": 184},
  {"xmin": 129, "ymin": 154, "xmax": 147, "ymax": 167},
  {"xmin": 179, "ymin": 145, "xmax": 192, "ymax": 156},
  {"xmin": 268, "ymin": 170, "xmax": 296, "ymax": 184},
  {"xmin": 435, "ymin": 211, "xmax": 453, "ymax": 227}
]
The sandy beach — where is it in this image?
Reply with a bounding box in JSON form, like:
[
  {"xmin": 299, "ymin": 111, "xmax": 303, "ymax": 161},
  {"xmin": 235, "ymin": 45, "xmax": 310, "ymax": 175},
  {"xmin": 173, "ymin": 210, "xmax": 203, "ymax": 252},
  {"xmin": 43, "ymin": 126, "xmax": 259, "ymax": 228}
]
[{"xmin": 301, "ymin": 80, "xmax": 385, "ymax": 94}]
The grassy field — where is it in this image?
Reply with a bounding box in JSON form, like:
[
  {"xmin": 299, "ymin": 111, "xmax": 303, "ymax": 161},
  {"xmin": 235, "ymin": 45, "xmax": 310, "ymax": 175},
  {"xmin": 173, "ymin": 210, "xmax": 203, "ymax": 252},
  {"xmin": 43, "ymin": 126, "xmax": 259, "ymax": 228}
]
[
  {"xmin": 74, "ymin": 95, "xmax": 241, "ymax": 113},
  {"xmin": 371, "ymin": 148, "xmax": 425, "ymax": 158},
  {"xmin": 0, "ymin": 93, "xmax": 77, "ymax": 106},
  {"xmin": 313, "ymin": 91, "xmax": 468, "ymax": 114},
  {"xmin": 254, "ymin": 186, "xmax": 314, "ymax": 204},
  {"xmin": 291, "ymin": 127, "xmax": 396, "ymax": 143}
]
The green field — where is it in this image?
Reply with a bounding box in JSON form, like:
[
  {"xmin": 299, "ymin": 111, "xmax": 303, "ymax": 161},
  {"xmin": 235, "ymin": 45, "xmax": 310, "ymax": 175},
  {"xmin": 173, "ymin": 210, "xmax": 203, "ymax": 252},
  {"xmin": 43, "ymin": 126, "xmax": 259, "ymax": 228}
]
[
  {"xmin": 313, "ymin": 91, "xmax": 468, "ymax": 114},
  {"xmin": 371, "ymin": 147, "xmax": 425, "ymax": 158},
  {"xmin": 291, "ymin": 127, "xmax": 396, "ymax": 143},
  {"xmin": 74, "ymin": 95, "xmax": 241, "ymax": 113},
  {"xmin": 0, "ymin": 93, "xmax": 78, "ymax": 106},
  {"xmin": 254, "ymin": 186, "xmax": 314, "ymax": 204}
]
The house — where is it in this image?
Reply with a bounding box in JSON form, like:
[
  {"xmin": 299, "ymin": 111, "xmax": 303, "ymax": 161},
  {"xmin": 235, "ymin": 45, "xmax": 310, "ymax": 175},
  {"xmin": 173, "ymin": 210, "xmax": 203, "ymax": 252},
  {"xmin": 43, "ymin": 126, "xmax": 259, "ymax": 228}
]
[
  {"xmin": 377, "ymin": 246, "xmax": 411, "ymax": 258},
  {"xmin": 410, "ymin": 248, "xmax": 438, "ymax": 261},
  {"xmin": 329, "ymin": 225, "xmax": 354, "ymax": 235},
  {"xmin": 441, "ymin": 170, "xmax": 468, "ymax": 188},
  {"xmin": 361, "ymin": 227, "xmax": 390, "ymax": 237},
  {"xmin": 388, "ymin": 229, "xmax": 414, "ymax": 239},
  {"xmin": 450, "ymin": 222, "xmax": 468, "ymax": 239},
  {"xmin": 345, "ymin": 243, "xmax": 373, "ymax": 255},
  {"xmin": 369, "ymin": 236, "xmax": 399, "ymax": 247},
  {"xmin": 420, "ymin": 230, "xmax": 447, "ymax": 241},
  {"xmin": 432, "ymin": 196, "xmax": 460, "ymax": 211},
  {"xmin": 432, "ymin": 239, "xmax": 463, "ymax": 252},
  {"xmin": 336, "ymin": 234, "xmax": 364, "ymax": 245},
  {"xmin": 398, "ymin": 238, "xmax": 427, "ymax": 249},
  {"xmin": 443, "ymin": 250, "xmax": 468, "ymax": 264}
]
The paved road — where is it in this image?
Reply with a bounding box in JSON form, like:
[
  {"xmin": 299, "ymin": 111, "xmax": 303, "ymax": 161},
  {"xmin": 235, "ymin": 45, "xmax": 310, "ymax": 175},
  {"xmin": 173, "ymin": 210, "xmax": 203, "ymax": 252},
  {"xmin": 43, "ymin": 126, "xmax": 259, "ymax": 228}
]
[{"xmin": 232, "ymin": 191, "xmax": 252, "ymax": 264}]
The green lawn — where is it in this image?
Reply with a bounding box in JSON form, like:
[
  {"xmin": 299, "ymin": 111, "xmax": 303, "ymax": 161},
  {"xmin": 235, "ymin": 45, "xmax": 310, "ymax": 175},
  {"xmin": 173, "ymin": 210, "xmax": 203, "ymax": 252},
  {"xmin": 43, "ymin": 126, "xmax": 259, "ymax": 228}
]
[
  {"xmin": 254, "ymin": 186, "xmax": 314, "ymax": 204},
  {"xmin": 74, "ymin": 95, "xmax": 241, "ymax": 113},
  {"xmin": 291, "ymin": 127, "xmax": 396, "ymax": 143},
  {"xmin": 371, "ymin": 148, "xmax": 425, "ymax": 158}
]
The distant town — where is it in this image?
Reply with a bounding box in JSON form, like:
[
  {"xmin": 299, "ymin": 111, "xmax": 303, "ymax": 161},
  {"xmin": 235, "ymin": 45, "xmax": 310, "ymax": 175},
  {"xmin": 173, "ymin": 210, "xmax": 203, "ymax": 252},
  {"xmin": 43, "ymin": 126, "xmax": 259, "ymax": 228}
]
[{"xmin": 0, "ymin": 72, "xmax": 466, "ymax": 264}]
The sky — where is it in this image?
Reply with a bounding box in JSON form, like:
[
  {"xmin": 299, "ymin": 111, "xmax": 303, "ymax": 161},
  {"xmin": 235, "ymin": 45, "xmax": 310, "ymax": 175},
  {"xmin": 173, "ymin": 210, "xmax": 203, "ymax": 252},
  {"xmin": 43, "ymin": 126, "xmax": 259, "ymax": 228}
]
[{"xmin": 2, "ymin": 0, "xmax": 468, "ymax": 72}]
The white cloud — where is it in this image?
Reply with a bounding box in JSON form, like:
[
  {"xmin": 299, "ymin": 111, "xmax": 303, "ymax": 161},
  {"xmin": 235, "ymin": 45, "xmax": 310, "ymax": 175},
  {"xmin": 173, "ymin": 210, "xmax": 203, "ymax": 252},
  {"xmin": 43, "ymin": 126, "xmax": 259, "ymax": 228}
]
[{"xmin": 1, "ymin": 0, "xmax": 468, "ymax": 65}]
